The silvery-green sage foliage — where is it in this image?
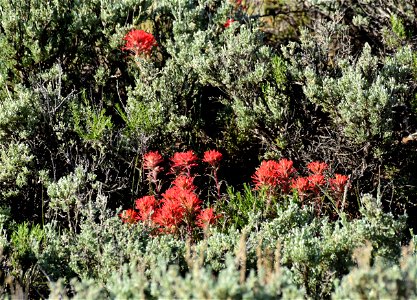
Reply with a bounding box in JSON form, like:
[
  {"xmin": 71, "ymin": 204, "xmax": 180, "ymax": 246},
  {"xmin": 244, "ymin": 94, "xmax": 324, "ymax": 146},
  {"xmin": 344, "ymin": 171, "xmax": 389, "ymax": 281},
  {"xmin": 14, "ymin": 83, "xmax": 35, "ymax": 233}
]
[{"xmin": 0, "ymin": 0, "xmax": 417, "ymax": 298}]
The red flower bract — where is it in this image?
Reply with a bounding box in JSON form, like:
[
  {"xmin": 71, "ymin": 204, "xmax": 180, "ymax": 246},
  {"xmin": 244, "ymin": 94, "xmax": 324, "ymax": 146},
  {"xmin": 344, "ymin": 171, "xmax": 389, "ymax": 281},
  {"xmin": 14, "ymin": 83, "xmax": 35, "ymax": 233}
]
[
  {"xmin": 163, "ymin": 186, "xmax": 201, "ymax": 213},
  {"xmin": 119, "ymin": 209, "xmax": 140, "ymax": 224},
  {"xmin": 135, "ymin": 195, "xmax": 158, "ymax": 221},
  {"xmin": 307, "ymin": 174, "xmax": 326, "ymax": 187},
  {"xmin": 307, "ymin": 174, "xmax": 326, "ymax": 195},
  {"xmin": 122, "ymin": 29, "xmax": 157, "ymax": 56},
  {"xmin": 252, "ymin": 160, "xmax": 281, "ymax": 188},
  {"xmin": 196, "ymin": 208, "xmax": 220, "ymax": 229},
  {"xmin": 224, "ymin": 19, "xmax": 235, "ymax": 28},
  {"xmin": 231, "ymin": 0, "xmax": 243, "ymax": 7},
  {"xmin": 330, "ymin": 174, "xmax": 349, "ymax": 193},
  {"xmin": 252, "ymin": 158, "xmax": 295, "ymax": 190},
  {"xmin": 276, "ymin": 158, "xmax": 295, "ymax": 179},
  {"xmin": 152, "ymin": 199, "xmax": 185, "ymax": 231},
  {"xmin": 172, "ymin": 175, "xmax": 196, "ymax": 192},
  {"xmin": 171, "ymin": 151, "xmax": 198, "ymax": 170},
  {"xmin": 203, "ymin": 150, "xmax": 223, "ymax": 166},
  {"xmin": 292, "ymin": 177, "xmax": 310, "ymax": 194},
  {"xmin": 143, "ymin": 151, "xmax": 163, "ymax": 170},
  {"xmin": 307, "ymin": 161, "xmax": 328, "ymax": 175}
]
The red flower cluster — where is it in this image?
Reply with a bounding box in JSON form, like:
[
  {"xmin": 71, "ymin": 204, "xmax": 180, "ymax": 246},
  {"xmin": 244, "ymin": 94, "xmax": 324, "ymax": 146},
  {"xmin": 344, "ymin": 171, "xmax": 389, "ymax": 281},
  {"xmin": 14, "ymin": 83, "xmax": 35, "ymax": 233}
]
[
  {"xmin": 231, "ymin": 0, "xmax": 245, "ymax": 8},
  {"xmin": 291, "ymin": 177, "xmax": 310, "ymax": 195},
  {"xmin": 252, "ymin": 160, "xmax": 279, "ymax": 188},
  {"xmin": 306, "ymin": 174, "xmax": 326, "ymax": 194},
  {"xmin": 252, "ymin": 158, "xmax": 295, "ymax": 192},
  {"xmin": 172, "ymin": 175, "xmax": 197, "ymax": 191},
  {"xmin": 120, "ymin": 149, "xmax": 223, "ymax": 234},
  {"xmin": 122, "ymin": 29, "xmax": 157, "ymax": 56},
  {"xmin": 121, "ymin": 183, "xmax": 219, "ymax": 233},
  {"xmin": 143, "ymin": 150, "xmax": 164, "ymax": 192},
  {"xmin": 252, "ymin": 159, "xmax": 350, "ymax": 203},
  {"xmin": 154, "ymin": 190, "xmax": 187, "ymax": 229},
  {"xmin": 289, "ymin": 161, "xmax": 328, "ymax": 196},
  {"xmin": 196, "ymin": 208, "xmax": 220, "ymax": 230}
]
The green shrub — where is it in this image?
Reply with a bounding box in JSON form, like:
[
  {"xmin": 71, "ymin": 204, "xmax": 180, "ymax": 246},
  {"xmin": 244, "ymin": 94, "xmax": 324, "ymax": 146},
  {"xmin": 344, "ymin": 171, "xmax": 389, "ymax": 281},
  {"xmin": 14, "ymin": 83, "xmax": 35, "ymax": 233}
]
[
  {"xmin": 301, "ymin": 43, "xmax": 414, "ymax": 145},
  {"xmin": 10, "ymin": 223, "xmax": 44, "ymax": 271},
  {"xmin": 42, "ymin": 194, "xmax": 407, "ymax": 299},
  {"xmin": 0, "ymin": 142, "xmax": 33, "ymax": 200},
  {"xmin": 0, "ymin": 0, "xmax": 416, "ymax": 298},
  {"xmin": 250, "ymin": 195, "xmax": 405, "ymax": 298},
  {"xmin": 333, "ymin": 243, "xmax": 417, "ymax": 299}
]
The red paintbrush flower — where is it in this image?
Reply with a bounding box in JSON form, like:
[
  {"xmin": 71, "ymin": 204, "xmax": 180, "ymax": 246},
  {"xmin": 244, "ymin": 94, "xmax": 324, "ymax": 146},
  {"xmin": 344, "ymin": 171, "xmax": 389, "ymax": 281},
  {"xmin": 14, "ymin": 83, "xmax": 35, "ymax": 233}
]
[
  {"xmin": 119, "ymin": 209, "xmax": 140, "ymax": 224},
  {"xmin": 122, "ymin": 29, "xmax": 157, "ymax": 56},
  {"xmin": 292, "ymin": 177, "xmax": 310, "ymax": 195},
  {"xmin": 232, "ymin": 0, "xmax": 247, "ymax": 10},
  {"xmin": 172, "ymin": 175, "xmax": 197, "ymax": 192},
  {"xmin": 276, "ymin": 158, "xmax": 295, "ymax": 180},
  {"xmin": 152, "ymin": 199, "xmax": 185, "ymax": 230},
  {"xmin": 307, "ymin": 174, "xmax": 326, "ymax": 195},
  {"xmin": 135, "ymin": 195, "xmax": 158, "ymax": 221},
  {"xmin": 307, "ymin": 174, "xmax": 326, "ymax": 187},
  {"xmin": 252, "ymin": 158, "xmax": 295, "ymax": 191},
  {"xmin": 170, "ymin": 151, "xmax": 198, "ymax": 174},
  {"xmin": 307, "ymin": 161, "xmax": 328, "ymax": 175},
  {"xmin": 163, "ymin": 186, "xmax": 201, "ymax": 214},
  {"xmin": 181, "ymin": 191, "xmax": 201, "ymax": 213},
  {"xmin": 143, "ymin": 151, "xmax": 163, "ymax": 170},
  {"xmin": 252, "ymin": 160, "xmax": 281, "ymax": 189},
  {"xmin": 162, "ymin": 186, "xmax": 182, "ymax": 202},
  {"xmin": 196, "ymin": 208, "xmax": 220, "ymax": 229},
  {"xmin": 203, "ymin": 150, "xmax": 223, "ymax": 166},
  {"xmin": 330, "ymin": 174, "xmax": 349, "ymax": 193},
  {"xmin": 276, "ymin": 158, "xmax": 296, "ymax": 193}
]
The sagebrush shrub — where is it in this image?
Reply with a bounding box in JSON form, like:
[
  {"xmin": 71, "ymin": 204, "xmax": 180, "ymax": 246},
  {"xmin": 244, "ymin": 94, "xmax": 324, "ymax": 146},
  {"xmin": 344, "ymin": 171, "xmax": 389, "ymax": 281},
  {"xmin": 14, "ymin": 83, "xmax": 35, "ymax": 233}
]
[{"xmin": 0, "ymin": 0, "xmax": 416, "ymax": 298}]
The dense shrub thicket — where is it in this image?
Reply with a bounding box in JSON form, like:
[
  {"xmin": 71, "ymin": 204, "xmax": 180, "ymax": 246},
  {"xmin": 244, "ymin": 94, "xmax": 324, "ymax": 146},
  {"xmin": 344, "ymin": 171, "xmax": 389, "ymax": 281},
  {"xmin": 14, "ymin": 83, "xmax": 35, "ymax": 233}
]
[{"xmin": 0, "ymin": 0, "xmax": 417, "ymax": 298}]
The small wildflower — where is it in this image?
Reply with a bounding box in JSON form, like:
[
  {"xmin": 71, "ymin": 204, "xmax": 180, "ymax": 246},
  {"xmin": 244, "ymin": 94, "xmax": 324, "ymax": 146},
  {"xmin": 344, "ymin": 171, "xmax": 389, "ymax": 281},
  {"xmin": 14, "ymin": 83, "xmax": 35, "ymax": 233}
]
[
  {"xmin": 252, "ymin": 158, "xmax": 295, "ymax": 192},
  {"xmin": 276, "ymin": 158, "xmax": 296, "ymax": 193},
  {"xmin": 196, "ymin": 208, "xmax": 220, "ymax": 229},
  {"xmin": 135, "ymin": 195, "xmax": 158, "ymax": 221},
  {"xmin": 170, "ymin": 151, "xmax": 198, "ymax": 173},
  {"xmin": 143, "ymin": 151, "xmax": 163, "ymax": 170},
  {"xmin": 152, "ymin": 200, "xmax": 185, "ymax": 232},
  {"xmin": 307, "ymin": 161, "xmax": 328, "ymax": 175},
  {"xmin": 307, "ymin": 174, "xmax": 326, "ymax": 195},
  {"xmin": 307, "ymin": 174, "xmax": 326, "ymax": 187},
  {"xmin": 203, "ymin": 150, "xmax": 223, "ymax": 166},
  {"xmin": 276, "ymin": 158, "xmax": 295, "ymax": 179},
  {"xmin": 172, "ymin": 175, "xmax": 197, "ymax": 192},
  {"xmin": 330, "ymin": 174, "xmax": 349, "ymax": 193},
  {"xmin": 252, "ymin": 160, "xmax": 281, "ymax": 189},
  {"xmin": 163, "ymin": 186, "xmax": 201, "ymax": 214},
  {"xmin": 119, "ymin": 209, "xmax": 140, "ymax": 224},
  {"xmin": 122, "ymin": 29, "xmax": 157, "ymax": 56},
  {"xmin": 292, "ymin": 177, "xmax": 310, "ymax": 194},
  {"xmin": 231, "ymin": 0, "xmax": 244, "ymax": 8}
]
